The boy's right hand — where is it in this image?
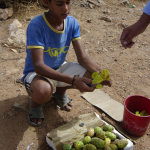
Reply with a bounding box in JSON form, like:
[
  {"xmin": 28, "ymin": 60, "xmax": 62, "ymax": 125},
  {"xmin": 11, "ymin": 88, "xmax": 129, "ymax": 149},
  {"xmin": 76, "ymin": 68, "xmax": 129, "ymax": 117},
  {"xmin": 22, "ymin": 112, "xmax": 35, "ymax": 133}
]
[{"xmin": 73, "ymin": 76, "xmax": 95, "ymax": 92}]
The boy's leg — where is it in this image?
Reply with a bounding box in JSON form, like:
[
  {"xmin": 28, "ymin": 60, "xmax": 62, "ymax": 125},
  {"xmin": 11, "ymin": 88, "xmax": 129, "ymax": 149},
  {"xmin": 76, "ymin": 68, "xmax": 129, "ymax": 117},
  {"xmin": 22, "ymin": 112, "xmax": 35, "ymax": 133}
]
[
  {"xmin": 53, "ymin": 62, "xmax": 91, "ymax": 111},
  {"xmin": 55, "ymin": 86, "xmax": 73, "ymax": 111},
  {"xmin": 25, "ymin": 74, "xmax": 53, "ymax": 125}
]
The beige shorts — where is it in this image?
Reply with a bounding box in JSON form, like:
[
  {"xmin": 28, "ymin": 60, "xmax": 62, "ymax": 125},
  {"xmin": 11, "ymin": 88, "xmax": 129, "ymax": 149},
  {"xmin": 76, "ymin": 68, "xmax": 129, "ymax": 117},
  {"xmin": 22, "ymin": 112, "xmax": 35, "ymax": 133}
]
[{"xmin": 24, "ymin": 62, "xmax": 86, "ymax": 93}]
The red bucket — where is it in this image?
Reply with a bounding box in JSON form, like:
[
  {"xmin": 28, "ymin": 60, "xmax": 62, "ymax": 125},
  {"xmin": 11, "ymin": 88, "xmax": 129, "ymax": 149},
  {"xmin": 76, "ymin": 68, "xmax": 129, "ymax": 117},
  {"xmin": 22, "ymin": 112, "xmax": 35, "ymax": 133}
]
[{"xmin": 122, "ymin": 95, "xmax": 150, "ymax": 136}]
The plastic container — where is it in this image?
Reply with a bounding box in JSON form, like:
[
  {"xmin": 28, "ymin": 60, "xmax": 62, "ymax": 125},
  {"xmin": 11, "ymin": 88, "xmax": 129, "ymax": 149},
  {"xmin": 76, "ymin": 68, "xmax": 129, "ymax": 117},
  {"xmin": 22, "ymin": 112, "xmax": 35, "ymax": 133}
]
[{"xmin": 122, "ymin": 95, "xmax": 150, "ymax": 136}]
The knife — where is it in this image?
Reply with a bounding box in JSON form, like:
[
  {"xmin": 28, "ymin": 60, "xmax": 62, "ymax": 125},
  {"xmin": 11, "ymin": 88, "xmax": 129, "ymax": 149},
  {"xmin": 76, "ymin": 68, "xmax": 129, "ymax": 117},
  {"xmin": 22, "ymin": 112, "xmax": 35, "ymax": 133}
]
[{"xmin": 86, "ymin": 83, "xmax": 99, "ymax": 87}]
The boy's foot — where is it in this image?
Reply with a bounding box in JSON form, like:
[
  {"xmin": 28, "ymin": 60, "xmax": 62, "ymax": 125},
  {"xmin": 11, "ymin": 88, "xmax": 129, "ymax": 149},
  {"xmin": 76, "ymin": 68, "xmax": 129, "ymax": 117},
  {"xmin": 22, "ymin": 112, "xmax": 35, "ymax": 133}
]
[
  {"xmin": 28, "ymin": 100, "xmax": 45, "ymax": 126},
  {"xmin": 53, "ymin": 93, "xmax": 73, "ymax": 111}
]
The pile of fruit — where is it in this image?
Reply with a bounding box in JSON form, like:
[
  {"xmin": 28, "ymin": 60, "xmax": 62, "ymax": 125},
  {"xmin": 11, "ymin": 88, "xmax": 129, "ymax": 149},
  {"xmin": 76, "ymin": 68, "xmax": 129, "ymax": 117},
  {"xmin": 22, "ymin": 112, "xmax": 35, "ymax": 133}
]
[{"xmin": 63, "ymin": 125, "xmax": 128, "ymax": 150}]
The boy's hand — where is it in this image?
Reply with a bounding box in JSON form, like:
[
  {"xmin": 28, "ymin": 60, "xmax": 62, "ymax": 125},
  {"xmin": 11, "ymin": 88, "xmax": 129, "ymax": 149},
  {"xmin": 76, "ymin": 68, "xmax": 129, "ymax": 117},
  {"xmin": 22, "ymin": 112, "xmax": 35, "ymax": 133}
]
[{"xmin": 73, "ymin": 76, "xmax": 95, "ymax": 92}]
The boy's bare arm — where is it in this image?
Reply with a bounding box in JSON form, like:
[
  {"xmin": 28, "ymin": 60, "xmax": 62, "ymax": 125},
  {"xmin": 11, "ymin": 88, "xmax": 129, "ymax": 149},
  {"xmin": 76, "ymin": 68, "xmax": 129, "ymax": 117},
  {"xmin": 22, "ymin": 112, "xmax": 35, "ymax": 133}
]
[
  {"xmin": 31, "ymin": 48, "xmax": 73, "ymax": 84},
  {"xmin": 73, "ymin": 40, "xmax": 112, "ymax": 87},
  {"xmin": 31, "ymin": 48, "xmax": 95, "ymax": 92},
  {"xmin": 72, "ymin": 40, "xmax": 102, "ymax": 74}
]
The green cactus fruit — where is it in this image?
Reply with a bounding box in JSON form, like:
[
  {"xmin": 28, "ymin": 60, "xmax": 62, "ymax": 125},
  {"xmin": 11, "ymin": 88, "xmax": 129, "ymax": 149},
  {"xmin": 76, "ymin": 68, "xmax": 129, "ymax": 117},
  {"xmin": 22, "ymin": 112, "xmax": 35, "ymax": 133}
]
[
  {"xmin": 109, "ymin": 144, "xmax": 118, "ymax": 150},
  {"xmin": 96, "ymin": 130, "xmax": 106, "ymax": 140},
  {"xmin": 74, "ymin": 141, "xmax": 84, "ymax": 150},
  {"xmin": 94, "ymin": 126, "xmax": 102, "ymax": 134},
  {"xmin": 83, "ymin": 136, "xmax": 91, "ymax": 145},
  {"xmin": 63, "ymin": 144, "xmax": 72, "ymax": 150},
  {"xmin": 104, "ymin": 138, "xmax": 111, "ymax": 145},
  {"xmin": 103, "ymin": 125, "xmax": 114, "ymax": 132},
  {"xmin": 85, "ymin": 144, "xmax": 97, "ymax": 150},
  {"xmin": 106, "ymin": 131, "xmax": 116, "ymax": 140},
  {"xmin": 91, "ymin": 137, "xmax": 104, "ymax": 149},
  {"xmin": 111, "ymin": 139, "xmax": 119, "ymax": 145},
  {"xmin": 117, "ymin": 139, "xmax": 128, "ymax": 148},
  {"xmin": 71, "ymin": 148, "xmax": 76, "ymax": 150},
  {"xmin": 104, "ymin": 144, "xmax": 111, "ymax": 150},
  {"xmin": 87, "ymin": 128, "xmax": 95, "ymax": 137}
]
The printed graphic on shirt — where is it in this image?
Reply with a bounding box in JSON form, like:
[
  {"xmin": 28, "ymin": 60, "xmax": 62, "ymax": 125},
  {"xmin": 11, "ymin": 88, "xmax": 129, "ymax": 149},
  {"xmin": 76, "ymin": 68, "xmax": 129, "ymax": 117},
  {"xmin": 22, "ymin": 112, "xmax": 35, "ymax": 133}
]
[{"xmin": 44, "ymin": 46, "xmax": 69, "ymax": 59}]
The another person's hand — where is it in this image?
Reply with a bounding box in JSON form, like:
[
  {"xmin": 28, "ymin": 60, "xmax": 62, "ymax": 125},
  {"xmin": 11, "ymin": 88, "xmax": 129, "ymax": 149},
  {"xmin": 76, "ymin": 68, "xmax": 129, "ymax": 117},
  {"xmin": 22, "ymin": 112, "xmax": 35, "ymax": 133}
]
[{"xmin": 120, "ymin": 13, "xmax": 150, "ymax": 49}]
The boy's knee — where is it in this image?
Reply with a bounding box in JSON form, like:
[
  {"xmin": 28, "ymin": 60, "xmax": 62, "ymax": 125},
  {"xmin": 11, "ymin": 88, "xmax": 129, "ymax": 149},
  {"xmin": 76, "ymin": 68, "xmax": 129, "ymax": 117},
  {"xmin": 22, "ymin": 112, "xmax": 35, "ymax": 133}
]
[{"xmin": 32, "ymin": 81, "xmax": 52, "ymax": 104}]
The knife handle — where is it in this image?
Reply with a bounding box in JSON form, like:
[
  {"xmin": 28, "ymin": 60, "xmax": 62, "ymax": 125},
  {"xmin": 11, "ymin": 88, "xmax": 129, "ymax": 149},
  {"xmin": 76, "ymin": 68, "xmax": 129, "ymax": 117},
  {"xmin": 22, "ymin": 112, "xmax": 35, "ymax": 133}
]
[{"xmin": 86, "ymin": 83, "xmax": 92, "ymax": 87}]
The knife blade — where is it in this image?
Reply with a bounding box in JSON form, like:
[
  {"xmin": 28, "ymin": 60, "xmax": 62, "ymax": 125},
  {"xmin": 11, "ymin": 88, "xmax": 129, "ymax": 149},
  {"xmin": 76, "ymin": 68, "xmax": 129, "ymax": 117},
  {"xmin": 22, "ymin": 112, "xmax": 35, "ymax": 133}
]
[{"xmin": 86, "ymin": 83, "xmax": 99, "ymax": 87}]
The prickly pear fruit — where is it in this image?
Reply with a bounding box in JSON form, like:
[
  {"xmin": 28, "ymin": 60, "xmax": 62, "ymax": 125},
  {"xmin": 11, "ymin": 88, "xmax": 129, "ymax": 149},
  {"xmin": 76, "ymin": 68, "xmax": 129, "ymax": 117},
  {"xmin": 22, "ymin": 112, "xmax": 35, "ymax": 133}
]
[
  {"xmin": 63, "ymin": 144, "xmax": 72, "ymax": 150},
  {"xmin": 87, "ymin": 128, "xmax": 95, "ymax": 137},
  {"xmin": 140, "ymin": 110, "xmax": 148, "ymax": 116},
  {"xmin": 96, "ymin": 130, "xmax": 106, "ymax": 140},
  {"xmin": 104, "ymin": 144, "xmax": 111, "ymax": 150},
  {"xmin": 106, "ymin": 131, "xmax": 116, "ymax": 140},
  {"xmin": 103, "ymin": 125, "xmax": 114, "ymax": 132},
  {"xmin": 104, "ymin": 138, "xmax": 111, "ymax": 145},
  {"xmin": 100, "ymin": 69, "xmax": 110, "ymax": 80},
  {"xmin": 91, "ymin": 137, "xmax": 104, "ymax": 149},
  {"xmin": 92, "ymin": 72, "xmax": 99, "ymax": 79},
  {"xmin": 111, "ymin": 139, "xmax": 119, "ymax": 145},
  {"xmin": 109, "ymin": 144, "xmax": 118, "ymax": 150},
  {"xmin": 85, "ymin": 144, "xmax": 97, "ymax": 150},
  {"xmin": 83, "ymin": 136, "xmax": 91, "ymax": 145},
  {"xmin": 117, "ymin": 139, "xmax": 128, "ymax": 148},
  {"xmin": 74, "ymin": 141, "xmax": 84, "ymax": 150},
  {"xmin": 94, "ymin": 126, "xmax": 102, "ymax": 134}
]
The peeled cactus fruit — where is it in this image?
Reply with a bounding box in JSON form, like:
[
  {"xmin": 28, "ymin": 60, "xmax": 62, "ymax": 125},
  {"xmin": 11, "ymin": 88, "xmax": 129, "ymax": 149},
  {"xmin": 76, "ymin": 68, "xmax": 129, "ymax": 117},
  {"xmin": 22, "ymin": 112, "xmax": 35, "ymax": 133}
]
[
  {"xmin": 63, "ymin": 144, "xmax": 72, "ymax": 150},
  {"xmin": 87, "ymin": 128, "xmax": 95, "ymax": 137},
  {"xmin": 83, "ymin": 136, "xmax": 91, "ymax": 145},
  {"xmin": 94, "ymin": 126, "xmax": 102, "ymax": 134},
  {"xmin": 91, "ymin": 137, "xmax": 104, "ymax": 149},
  {"xmin": 96, "ymin": 130, "xmax": 106, "ymax": 139},
  {"xmin": 92, "ymin": 79, "xmax": 100, "ymax": 84},
  {"xmin": 117, "ymin": 139, "xmax": 128, "ymax": 148},
  {"xmin": 96, "ymin": 84, "xmax": 102, "ymax": 89},
  {"xmin": 109, "ymin": 144, "xmax": 118, "ymax": 150},
  {"xmin": 104, "ymin": 144, "xmax": 111, "ymax": 150},
  {"xmin": 92, "ymin": 72, "xmax": 99, "ymax": 79},
  {"xmin": 106, "ymin": 132, "xmax": 116, "ymax": 140},
  {"xmin": 95, "ymin": 75, "xmax": 104, "ymax": 83},
  {"xmin": 135, "ymin": 111, "xmax": 140, "ymax": 116},
  {"xmin": 74, "ymin": 141, "xmax": 84, "ymax": 150},
  {"xmin": 104, "ymin": 138, "xmax": 111, "ymax": 145},
  {"xmin": 100, "ymin": 69, "xmax": 110, "ymax": 80},
  {"xmin": 85, "ymin": 144, "xmax": 97, "ymax": 150},
  {"xmin": 140, "ymin": 110, "xmax": 148, "ymax": 116},
  {"xmin": 103, "ymin": 125, "xmax": 114, "ymax": 132}
]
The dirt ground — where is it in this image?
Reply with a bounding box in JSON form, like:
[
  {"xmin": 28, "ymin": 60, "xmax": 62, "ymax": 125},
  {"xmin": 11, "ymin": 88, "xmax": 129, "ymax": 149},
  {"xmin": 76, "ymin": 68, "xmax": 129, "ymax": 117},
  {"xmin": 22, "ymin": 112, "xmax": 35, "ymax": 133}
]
[{"xmin": 0, "ymin": 0, "xmax": 150, "ymax": 150}]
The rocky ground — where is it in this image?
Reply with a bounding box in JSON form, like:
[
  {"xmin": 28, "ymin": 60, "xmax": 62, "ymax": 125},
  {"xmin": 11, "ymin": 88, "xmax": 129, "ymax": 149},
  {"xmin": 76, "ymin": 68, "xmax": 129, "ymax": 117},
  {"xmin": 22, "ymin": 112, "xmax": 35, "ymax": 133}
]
[{"xmin": 0, "ymin": 0, "xmax": 150, "ymax": 150}]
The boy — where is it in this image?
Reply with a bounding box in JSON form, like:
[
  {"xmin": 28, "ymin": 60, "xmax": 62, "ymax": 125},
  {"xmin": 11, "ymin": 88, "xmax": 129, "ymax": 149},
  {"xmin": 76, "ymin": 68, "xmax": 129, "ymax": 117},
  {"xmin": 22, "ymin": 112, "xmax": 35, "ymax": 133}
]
[{"xmin": 22, "ymin": 0, "xmax": 111, "ymax": 126}]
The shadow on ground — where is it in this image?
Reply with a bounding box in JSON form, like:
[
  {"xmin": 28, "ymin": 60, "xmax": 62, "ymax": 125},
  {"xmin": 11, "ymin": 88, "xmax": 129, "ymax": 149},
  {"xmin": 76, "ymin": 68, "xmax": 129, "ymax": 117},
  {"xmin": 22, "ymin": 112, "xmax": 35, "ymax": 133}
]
[{"xmin": 0, "ymin": 95, "xmax": 68, "ymax": 150}]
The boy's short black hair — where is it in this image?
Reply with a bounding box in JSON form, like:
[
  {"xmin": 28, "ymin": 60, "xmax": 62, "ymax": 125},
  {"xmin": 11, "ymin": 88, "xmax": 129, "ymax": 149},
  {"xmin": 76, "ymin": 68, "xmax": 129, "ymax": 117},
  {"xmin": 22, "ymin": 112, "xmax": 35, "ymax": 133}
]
[{"xmin": 48, "ymin": 0, "xmax": 51, "ymax": 2}]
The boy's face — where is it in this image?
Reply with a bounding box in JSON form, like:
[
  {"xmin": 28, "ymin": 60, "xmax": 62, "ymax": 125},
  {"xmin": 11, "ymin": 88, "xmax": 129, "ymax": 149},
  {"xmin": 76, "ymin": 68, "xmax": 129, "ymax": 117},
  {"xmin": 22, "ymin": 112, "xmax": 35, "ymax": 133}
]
[{"xmin": 43, "ymin": 0, "xmax": 71, "ymax": 20}]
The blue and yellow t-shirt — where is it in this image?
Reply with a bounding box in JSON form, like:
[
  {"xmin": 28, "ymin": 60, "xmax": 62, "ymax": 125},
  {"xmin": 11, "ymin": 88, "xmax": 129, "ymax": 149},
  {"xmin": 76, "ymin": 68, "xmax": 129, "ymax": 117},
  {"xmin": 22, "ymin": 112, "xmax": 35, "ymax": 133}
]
[{"xmin": 22, "ymin": 13, "xmax": 81, "ymax": 82}]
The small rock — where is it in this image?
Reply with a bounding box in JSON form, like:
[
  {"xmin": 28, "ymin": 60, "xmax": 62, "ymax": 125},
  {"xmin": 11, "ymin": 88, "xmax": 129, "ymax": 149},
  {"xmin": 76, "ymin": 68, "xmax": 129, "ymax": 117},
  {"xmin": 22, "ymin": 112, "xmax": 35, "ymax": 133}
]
[
  {"xmin": 7, "ymin": 111, "xmax": 15, "ymax": 116},
  {"xmin": 100, "ymin": 16, "xmax": 111, "ymax": 22},
  {"xmin": 118, "ymin": 23, "xmax": 127, "ymax": 29},
  {"xmin": 13, "ymin": 102, "xmax": 27, "ymax": 112},
  {"xmin": 121, "ymin": 0, "xmax": 129, "ymax": 5},
  {"xmin": 102, "ymin": 113, "xmax": 106, "ymax": 117},
  {"xmin": 79, "ymin": 123, "xmax": 85, "ymax": 127}
]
